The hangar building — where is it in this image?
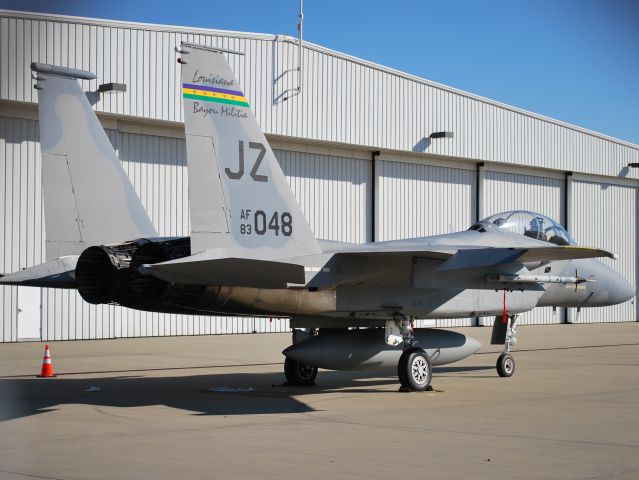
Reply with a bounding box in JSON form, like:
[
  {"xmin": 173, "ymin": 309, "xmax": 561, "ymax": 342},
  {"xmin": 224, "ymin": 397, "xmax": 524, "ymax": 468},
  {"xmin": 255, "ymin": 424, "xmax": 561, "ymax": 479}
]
[{"xmin": 1, "ymin": 9, "xmax": 637, "ymax": 342}]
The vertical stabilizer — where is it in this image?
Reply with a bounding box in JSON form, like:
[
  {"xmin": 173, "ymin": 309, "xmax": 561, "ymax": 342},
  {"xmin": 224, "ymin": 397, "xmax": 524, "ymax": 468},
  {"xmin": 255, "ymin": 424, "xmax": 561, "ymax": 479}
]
[
  {"xmin": 31, "ymin": 63, "xmax": 157, "ymax": 260},
  {"xmin": 177, "ymin": 44, "xmax": 320, "ymax": 258}
]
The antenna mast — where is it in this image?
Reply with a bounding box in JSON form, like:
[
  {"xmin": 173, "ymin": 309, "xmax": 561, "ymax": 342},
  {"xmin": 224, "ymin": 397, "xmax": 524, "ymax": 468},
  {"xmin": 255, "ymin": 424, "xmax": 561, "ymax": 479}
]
[{"xmin": 298, "ymin": 0, "xmax": 303, "ymax": 95}]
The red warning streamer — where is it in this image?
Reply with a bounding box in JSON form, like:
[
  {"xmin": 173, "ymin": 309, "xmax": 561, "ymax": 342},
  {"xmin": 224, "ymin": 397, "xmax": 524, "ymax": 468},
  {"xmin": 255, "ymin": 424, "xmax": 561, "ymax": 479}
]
[{"xmin": 502, "ymin": 289, "xmax": 508, "ymax": 324}]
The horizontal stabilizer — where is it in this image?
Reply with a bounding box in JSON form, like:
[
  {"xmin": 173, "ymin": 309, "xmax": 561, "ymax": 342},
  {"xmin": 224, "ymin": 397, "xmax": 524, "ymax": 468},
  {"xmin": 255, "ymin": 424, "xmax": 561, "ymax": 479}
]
[
  {"xmin": 139, "ymin": 253, "xmax": 305, "ymax": 288},
  {"xmin": 0, "ymin": 256, "xmax": 78, "ymax": 288}
]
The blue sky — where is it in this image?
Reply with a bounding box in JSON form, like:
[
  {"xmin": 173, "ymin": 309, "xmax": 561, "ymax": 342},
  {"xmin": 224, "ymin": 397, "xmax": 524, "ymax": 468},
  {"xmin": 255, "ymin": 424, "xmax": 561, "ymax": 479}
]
[{"xmin": 2, "ymin": 0, "xmax": 638, "ymax": 144}]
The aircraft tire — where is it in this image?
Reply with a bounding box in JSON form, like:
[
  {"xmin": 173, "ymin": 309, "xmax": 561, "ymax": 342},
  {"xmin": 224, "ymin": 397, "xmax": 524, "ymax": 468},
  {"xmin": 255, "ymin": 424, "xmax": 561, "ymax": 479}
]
[
  {"xmin": 398, "ymin": 347, "xmax": 432, "ymax": 391},
  {"xmin": 496, "ymin": 353, "xmax": 515, "ymax": 377},
  {"xmin": 284, "ymin": 357, "xmax": 318, "ymax": 386}
]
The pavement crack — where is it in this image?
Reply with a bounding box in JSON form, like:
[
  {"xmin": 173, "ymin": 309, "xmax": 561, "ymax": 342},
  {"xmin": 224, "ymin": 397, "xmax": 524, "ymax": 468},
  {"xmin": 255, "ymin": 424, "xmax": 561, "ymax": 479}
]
[{"xmin": 0, "ymin": 469, "xmax": 66, "ymax": 480}]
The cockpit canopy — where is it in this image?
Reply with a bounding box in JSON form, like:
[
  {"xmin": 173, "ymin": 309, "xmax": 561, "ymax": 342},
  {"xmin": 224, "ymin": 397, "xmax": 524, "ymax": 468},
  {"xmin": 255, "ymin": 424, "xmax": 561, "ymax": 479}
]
[{"xmin": 471, "ymin": 210, "xmax": 576, "ymax": 246}]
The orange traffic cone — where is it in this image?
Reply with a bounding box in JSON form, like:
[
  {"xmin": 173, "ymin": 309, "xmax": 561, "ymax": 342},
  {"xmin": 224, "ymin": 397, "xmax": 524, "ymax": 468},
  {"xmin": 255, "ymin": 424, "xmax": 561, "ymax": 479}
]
[{"xmin": 38, "ymin": 344, "xmax": 55, "ymax": 377}]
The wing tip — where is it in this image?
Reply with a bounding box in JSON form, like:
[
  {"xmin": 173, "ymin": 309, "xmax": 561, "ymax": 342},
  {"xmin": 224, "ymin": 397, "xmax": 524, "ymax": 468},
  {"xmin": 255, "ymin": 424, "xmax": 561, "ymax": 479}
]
[{"xmin": 584, "ymin": 246, "xmax": 617, "ymax": 260}]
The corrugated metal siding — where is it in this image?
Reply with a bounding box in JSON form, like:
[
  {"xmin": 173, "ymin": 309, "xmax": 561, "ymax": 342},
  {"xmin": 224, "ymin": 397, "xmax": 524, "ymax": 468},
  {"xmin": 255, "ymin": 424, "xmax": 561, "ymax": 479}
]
[
  {"xmin": 377, "ymin": 159, "xmax": 476, "ymax": 240},
  {"xmin": 274, "ymin": 149, "xmax": 370, "ymax": 243},
  {"xmin": 570, "ymin": 180, "xmax": 637, "ymax": 323},
  {"xmin": 376, "ymin": 157, "xmax": 477, "ymax": 327},
  {"xmin": 483, "ymin": 170, "xmax": 565, "ymax": 223},
  {"xmin": 483, "ymin": 169, "xmax": 565, "ymax": 325},
  {"xmin": 110, "ymin": 130, "xmax": 189, "ymax": 238},
  {"xmin": 1, "ymin": 11, "xmax": 638, "ymax": 177}
]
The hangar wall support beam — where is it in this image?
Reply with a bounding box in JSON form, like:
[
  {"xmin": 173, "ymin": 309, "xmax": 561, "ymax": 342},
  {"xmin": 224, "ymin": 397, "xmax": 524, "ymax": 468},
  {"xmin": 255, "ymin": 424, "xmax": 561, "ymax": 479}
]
[
  {"xmin": 474, "ymin": 162, "xmax": 486, "ymax": 326},
  {"xmin": 565, "ymin": 171, "xmax": 574, "ymax": 323},
  {"xmin": 476, "ymin": 162, "xmax": 486, "ymax": 222}
]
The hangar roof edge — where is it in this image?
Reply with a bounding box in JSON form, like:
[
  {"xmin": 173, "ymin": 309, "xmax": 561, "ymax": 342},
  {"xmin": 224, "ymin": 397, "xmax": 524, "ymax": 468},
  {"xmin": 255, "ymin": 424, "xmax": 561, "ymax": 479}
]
[{"xmin": 1, "ymin": 8, "xmax": 637, "ymax": 152}]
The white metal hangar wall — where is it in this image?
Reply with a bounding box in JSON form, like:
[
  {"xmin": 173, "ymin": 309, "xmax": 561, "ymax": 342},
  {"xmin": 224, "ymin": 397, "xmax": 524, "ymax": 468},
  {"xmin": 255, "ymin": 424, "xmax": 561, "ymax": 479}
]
[{"xmin": 0, "ymin": 10, "xmax": 637, "ymax": 342}]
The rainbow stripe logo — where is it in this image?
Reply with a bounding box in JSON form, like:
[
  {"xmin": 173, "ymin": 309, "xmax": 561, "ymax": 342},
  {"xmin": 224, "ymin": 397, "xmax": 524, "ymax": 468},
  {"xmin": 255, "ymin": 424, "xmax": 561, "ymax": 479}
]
[{"xmin": 182, "ymin": 83, "xmax": 249, "ymax": 107}]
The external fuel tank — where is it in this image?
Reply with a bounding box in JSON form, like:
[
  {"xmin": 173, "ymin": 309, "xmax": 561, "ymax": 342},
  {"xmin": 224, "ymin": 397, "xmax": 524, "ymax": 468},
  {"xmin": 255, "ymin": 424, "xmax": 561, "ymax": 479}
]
[{"xmin": 283, "ymin": 328, "xmax": 481, "ymax": 371}]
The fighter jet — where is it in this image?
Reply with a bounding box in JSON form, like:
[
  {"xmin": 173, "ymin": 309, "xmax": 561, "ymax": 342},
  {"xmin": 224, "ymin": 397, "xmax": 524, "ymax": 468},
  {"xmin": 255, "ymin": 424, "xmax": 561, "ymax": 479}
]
[{"xmin": 1, "ymin": 43, "xmax": 634, "ymax": 392}]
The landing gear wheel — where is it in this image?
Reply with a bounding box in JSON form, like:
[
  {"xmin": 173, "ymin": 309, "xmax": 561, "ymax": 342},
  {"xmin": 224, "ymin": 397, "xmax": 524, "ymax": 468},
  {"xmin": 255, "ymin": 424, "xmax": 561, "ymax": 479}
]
[
  {"xmin": 398, "ymin": 347, "xmax": 432, "ymax": 391},
  {"xmin": 284, "ymin": 357, "xmax": 318, "ymax": 386},
  {"xmin": 496, "ymin": 353, "xmax": 515, "ymax": 377}
]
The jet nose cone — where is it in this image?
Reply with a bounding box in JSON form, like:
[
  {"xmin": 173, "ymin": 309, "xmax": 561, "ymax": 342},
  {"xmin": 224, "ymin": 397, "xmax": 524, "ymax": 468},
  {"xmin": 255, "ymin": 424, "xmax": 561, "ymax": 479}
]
[
  {"xmin": 614, "ymin": 279, "xmax": 635, "ymax": 305},
  {"xmin": 602, "ymin": 267, "xmax": 635, "ymax": 305},
  {"xmin": 586, "ymin": 261, "xmax": 635, "ymax": 306}
]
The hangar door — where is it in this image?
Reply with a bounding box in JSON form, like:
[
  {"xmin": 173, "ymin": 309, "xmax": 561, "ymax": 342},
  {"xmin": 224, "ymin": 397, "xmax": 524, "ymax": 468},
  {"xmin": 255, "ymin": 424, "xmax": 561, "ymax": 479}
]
[
  {"xmin": 376, "ymin": 158, "xmax": 476, "ymax": 240},
  {"xmin": 376, "ymin": 156, "xmax": 477, "ymax": 327},
  {"xmin": 275, "ymin": 149, "xmax": 371, "ymax": 244},
  {"xmin": 570, "ymin": 179, "xmax": 637, "ymax": 323},
  {"xmin": 483, "ymin": 168, "xmax": 565, "ymax": 325}
]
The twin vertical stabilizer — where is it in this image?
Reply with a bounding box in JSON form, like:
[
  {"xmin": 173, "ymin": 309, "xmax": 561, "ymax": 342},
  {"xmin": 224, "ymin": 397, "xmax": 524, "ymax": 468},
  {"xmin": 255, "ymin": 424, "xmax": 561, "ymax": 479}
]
[
  {"xmin": 178, "ymin": 44, "xmax": 320, "ymax": 259},
  {"xmin": 32, "ymin": 63, "xmax": 157, "ymax": 261}
]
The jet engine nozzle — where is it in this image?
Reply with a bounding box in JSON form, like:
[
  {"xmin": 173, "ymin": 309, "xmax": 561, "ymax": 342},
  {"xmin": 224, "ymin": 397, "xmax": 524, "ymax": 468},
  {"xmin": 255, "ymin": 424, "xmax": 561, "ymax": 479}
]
[
  {"xmin": 75, "ymin": 237, "xmax": 224, "ymax": 313},
  {"xmin": 75, "ymin": 244, "xmax": 137, "ymax": 304}
]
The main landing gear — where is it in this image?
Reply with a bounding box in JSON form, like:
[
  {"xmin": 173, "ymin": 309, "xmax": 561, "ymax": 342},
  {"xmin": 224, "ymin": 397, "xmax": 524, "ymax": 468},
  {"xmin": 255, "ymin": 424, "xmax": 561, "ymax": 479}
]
[
  {"xmin": 284, "ymin": 356, "xmax": 318, "ymax": 386},
  {"xmin": 491, "ymin": 313, "xmax": 519, "ymax": 378},
  {"xmin": 283, "ymin": 317, "xmax": 433, "ymax": 392},
  {"xmin": 496, "ymin": 352, "xmax": 515, "ymax": 377},
  {"xmin": 284, "ymin": 328, "xmax": 318, "ymax": 386},
  {"xmin": 393, "ymin": 314, "xmax": 432, "ymax": 391}
]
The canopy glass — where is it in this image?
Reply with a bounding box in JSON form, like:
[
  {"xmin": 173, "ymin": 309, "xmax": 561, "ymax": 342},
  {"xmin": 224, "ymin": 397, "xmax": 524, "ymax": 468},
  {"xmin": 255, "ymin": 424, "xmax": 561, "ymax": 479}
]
[{"xmin": 477, "ymin": 210, "xmax": 575, "ymax": 246}]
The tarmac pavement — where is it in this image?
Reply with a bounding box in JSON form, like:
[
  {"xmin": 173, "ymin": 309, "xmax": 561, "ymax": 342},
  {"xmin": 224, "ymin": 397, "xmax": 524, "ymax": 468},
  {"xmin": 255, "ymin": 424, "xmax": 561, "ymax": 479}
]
[{"xmin": 0, "ymin": 322, "xmax": 638, "ymax": 480}]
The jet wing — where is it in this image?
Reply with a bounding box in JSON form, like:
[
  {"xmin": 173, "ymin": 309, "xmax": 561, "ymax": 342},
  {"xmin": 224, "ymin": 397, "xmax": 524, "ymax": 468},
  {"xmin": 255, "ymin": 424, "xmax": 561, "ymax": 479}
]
[
  {"xmin": 333, "ymin": 243, "xmax": 613, "ymax": 262},
  {"xmin": 305, "ymin": 244, "xmax": 615, "ymax": 289},
  {"xmin": 323, "ymin": 243, "xmax": 465, "ymax": 260},
  {"xmin": 434, "ymin": 246, "xmax": 616, "ymax": 272},
  {"xmin": 515, "ymin": 246, "xmax": 617, "ymax": 262},
  {"xmin": 139, "ymin": 243, "xmax": 614, "ymax": 290}
]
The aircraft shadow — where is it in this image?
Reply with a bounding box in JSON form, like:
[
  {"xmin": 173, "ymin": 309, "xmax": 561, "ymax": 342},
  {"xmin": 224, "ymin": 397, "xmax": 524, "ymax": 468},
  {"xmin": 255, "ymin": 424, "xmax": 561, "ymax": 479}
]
[
  {"xmin": 0, "ymin": 365, "xmax": 495, "ymax": 422},
  {"xmin": 0, "ymin": 370, "xmax": 390, "ymax": 422},
  {"xmin": 432, "ymin": 365, "xmax": 498, "ymax": 379}
]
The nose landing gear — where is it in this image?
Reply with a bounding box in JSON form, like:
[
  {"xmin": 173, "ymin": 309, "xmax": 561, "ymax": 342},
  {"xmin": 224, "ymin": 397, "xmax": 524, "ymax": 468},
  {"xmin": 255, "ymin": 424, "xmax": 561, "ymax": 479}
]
[
  {"xmin": 491, "ymin": 312, "xmax": 519, "ymax": 378},
  {"xmin": 496, "ymin": 352, "xmax": 515, "ymax": 377}
]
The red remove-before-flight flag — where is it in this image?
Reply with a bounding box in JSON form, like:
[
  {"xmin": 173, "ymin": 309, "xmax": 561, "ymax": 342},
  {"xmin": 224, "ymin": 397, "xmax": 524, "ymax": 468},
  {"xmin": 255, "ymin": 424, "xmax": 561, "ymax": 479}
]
[{"xmin": 502, "ymin": 289, "xmax": 508, "ymax": 324}]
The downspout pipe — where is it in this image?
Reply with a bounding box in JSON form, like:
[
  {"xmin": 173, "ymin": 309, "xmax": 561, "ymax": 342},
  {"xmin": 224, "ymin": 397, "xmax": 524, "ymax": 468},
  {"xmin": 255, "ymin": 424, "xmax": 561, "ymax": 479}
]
[{"xmin": 371, "ymin": 151, "xmax": 381, "ymax": 243}]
